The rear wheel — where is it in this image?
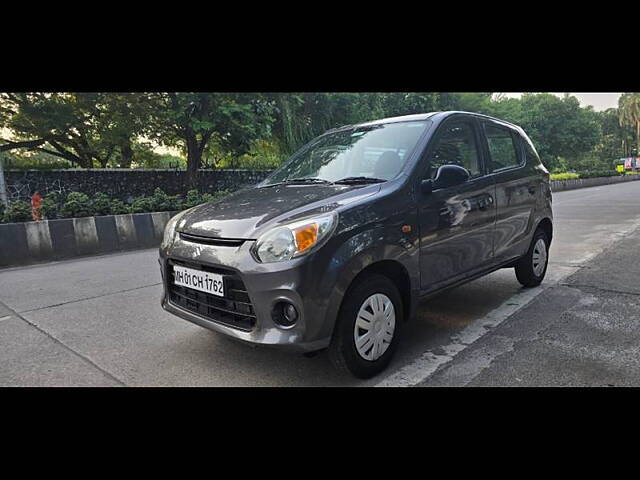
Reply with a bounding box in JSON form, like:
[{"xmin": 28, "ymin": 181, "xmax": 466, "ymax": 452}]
[
  {"xmin": 328, "ymin": 274, "xmax": 403, "ymax": 379},
  {"xmin": 515, "ymin": 228, "xmax": 549, "ymax": 287}
]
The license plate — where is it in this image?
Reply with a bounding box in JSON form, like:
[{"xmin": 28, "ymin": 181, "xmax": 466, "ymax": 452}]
[{"xmin": 173, "ymin": 265, "xmax": 224, "ymax": 297}]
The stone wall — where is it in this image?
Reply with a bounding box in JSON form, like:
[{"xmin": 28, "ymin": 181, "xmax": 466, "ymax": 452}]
[
  {"xmin": 8, "ymin": 169, "xmax": 640, "ymax": 202},
  {"xmin": 4, "ymin": 169, "xmax": 273, "ymax": 202}
]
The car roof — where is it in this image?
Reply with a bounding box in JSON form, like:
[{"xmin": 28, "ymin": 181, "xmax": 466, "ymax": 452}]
[{"xmin": 329, "ymin": 111, "xmax": 522, "ymax": 132}]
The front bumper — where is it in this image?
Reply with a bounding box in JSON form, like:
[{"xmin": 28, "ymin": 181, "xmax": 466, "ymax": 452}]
[{"xmin": 159, "ymin": 236, "xmax": 334, "ymax": 352}]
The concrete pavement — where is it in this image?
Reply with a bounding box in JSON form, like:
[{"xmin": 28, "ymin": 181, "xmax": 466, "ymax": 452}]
[
  {"xmin": 418, "ymin": 226, "xmax": 640, "ymax": 386},
  {"xmin": 2, "ymin": 181, "xmax": 640, "ymax": 386}
]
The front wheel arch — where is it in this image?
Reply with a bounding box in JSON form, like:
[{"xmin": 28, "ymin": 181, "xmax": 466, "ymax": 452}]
[
  {"xmin": 328, "ymin": 273, "xmax": 405, "ymax": 378},
  {"xmin": 316, "ymin": 232, "xmax": 420, "ymax": 342}
]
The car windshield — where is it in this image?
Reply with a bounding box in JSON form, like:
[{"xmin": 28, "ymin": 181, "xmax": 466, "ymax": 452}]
[{"xmin": 262, "ymin": 121, "xmax": 430, "ymax": 186}]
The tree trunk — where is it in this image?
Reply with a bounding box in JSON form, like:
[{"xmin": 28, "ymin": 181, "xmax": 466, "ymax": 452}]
[
  {"xmin": 120, "ymin": 140, "xmax": 134, "ymax": 168},
  {"xmin": 0, "ymin": 155, "xmax": 8, "ymax": 206},
  {"xmin": 186, "ymin": 134, "xmax": 201, "ymax": 189}
]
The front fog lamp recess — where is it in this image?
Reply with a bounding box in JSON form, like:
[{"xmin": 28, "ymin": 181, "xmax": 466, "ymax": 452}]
[{"xmin": 273, "ymin": 302, "xmax": 299, "ymax": 327}]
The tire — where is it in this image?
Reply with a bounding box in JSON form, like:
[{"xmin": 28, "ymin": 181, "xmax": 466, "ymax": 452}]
[
  {"xmin": 328, "ymin": 274, "xmax": 403, "ymax": 379},
  {"xmin": 515, "ymin": 228, "xmax": 549, "ymax": 288}
]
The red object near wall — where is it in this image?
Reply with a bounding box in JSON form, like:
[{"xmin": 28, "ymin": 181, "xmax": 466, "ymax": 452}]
[{"xmin": 31, "ymin": 192, "xmax": 43, "ymax": 221}]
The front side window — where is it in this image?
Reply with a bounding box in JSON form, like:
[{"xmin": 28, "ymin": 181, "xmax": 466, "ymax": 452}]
[
  {"xmin": 427, "ymin": 121, "xmax": 481, "ymax": 179},
  {"xmin": 485, "ymin": 123, "xmax": 521, "ymax": 171},
  {"xmin": 263, "ymin": 121, "xmax": 429, "ymax": 185}
]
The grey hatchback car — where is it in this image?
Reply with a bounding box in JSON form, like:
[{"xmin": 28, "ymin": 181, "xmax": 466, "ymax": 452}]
[{"xmin": 159, "ymin": 111, "xmax": 553, "ymax": 378}]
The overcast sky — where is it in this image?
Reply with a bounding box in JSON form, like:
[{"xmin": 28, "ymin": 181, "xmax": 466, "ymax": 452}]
[{"xmin": 501, "ymin": 93, "xmax": 622, "ymax": 111}]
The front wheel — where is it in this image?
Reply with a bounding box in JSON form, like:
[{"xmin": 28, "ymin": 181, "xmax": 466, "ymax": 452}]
[
  {"xmin": 328, "ymin": 274, "xmax": 403, "ymax": 379},
  {"xmin": 515, "ymin": 228, "xmax": 549, "ymax": 287}
]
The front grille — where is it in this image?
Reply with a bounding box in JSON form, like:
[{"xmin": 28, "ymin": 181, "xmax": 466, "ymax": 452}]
[
  {"xmin": 179, "ymin": 232, "xmax": 246, "ymax": 247},
  {"xmin": 167, "ymin": 259, "xmax": 256, "ymax": 331}
]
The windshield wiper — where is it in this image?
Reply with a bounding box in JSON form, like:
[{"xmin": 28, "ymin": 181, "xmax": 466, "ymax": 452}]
[
  {"xmin": 284, "ymin": 177, "xmax": 333, "ymax": 184},
  {"xmin": 259, "ymin": 176, "xmax": 384, "ymax": 188},
  {"xmin": 333, "ymin": 176, "xmax": 387, "ymax": 185},
  {"xmin": 257, "ymin": 177, "xmax": 332, "ymax": 188}
]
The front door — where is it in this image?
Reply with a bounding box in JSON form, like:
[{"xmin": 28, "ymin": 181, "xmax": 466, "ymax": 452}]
[{"xmin": 418, "ymin": 117, "xmax": 497, "ymax": 292}]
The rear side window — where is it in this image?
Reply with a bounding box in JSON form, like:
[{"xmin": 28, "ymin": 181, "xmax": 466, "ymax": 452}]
[
  {"xmin": 484, "ymin": 123, "xmax": 522, "ymax": 172},
  {"xmin": 427, "ymin": 122, "xmax": 481, "ymax": 178},
  {"xmin": 522, "ymin": 136, "xmax": 540, "ymax": 164}
]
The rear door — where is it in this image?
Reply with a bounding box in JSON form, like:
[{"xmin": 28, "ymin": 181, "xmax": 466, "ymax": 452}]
[
  {"xmin": 418, "ymin": 115, "xmax": 497, "ymax": 292},
  {"xmin": 481, "ymin": 121, "xmax": 538, "ymax": 263}
]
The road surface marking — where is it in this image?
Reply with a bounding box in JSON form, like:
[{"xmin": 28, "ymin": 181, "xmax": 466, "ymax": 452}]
[
  {"xmin": 377, "ymin": 215, "xmax": 640, "ymax": 387},
  {"xmin": 375, "ymin": 282, "xmax": 559, "ymax": 387}
]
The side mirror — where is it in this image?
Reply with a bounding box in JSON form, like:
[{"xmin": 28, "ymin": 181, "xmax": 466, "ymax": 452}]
[{"xmin": 433, "ymin": 164, "xmax": 470, "ymax": 190}]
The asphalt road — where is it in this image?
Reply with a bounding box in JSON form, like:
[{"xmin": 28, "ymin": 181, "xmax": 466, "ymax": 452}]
[{"xmin": 2, "ymin": 181, "xmax": 640, "ymax": 386}]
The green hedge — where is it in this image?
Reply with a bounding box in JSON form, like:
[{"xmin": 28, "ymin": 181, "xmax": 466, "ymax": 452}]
[
  {"xmin": 1, "ymin": 188, "xmax": 229, "ymax": 224},
  {"xmin": 3, "ymin": 201, "xmax": 32, "ymax": 223},
  {"xmin": 550, "ymin": 170, "xmax": 623, "ymax": 181},
  {"xmin": 550, "ymin": 172, "xmax": 580, "ymax": 181},
  {"xmin": 578, "ymin": 170, "xmax": 620, "ymax": 179}
]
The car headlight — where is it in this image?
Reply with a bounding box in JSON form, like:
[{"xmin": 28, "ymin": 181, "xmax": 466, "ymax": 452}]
[
  {"xmin": 253, "ymin": 212, "xmax": 338, "ymax": 263},
  {"xmin": 161, "ymin": 209, "xmax": 190, "ymax": 249}
]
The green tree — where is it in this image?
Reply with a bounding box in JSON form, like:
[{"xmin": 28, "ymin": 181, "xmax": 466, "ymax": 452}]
[
  {"xmin": 145, "ymin": 93, "xmax": 275, "ymax": 186},
  {"xmin": 0, "ymin": 93, "xmax": 153, "ymax": 168},
  {"xmin": 619, "ymin": 93, "xmax": 640, "ymax": 157},
  {"xmin": 436, "ymin": 92, "xmax": 494, "ymax": 113},
  {"xmin": 0, "ymin": 91, "xmax": 619, "ymax": 175},
  {"xmin": 270, "ymin": 93, "xmax": 363, "ymax": 154},
  {"xmin": 270, "ymin": 92, "xmax": 512, "ymax": 155},
  {"xmin": 512, "ymin": 94, "xmax": 601, "ymax": 170},
  {"xmin": 269, "ymin": 92, "xmax": 443, "ymax": 154},
  {"xmin": 97, "ymin": 93, "xmax": 155, "ymax": 168},
  {"xmin": 592, "ymin": 108, "xmax": 633, "ymax": 165},
  {"xmin": 1, "ymin": 93, "xmax": 79, "ymax": 159},
  {"xmin": 485, "ymin": 95, "xmax": 524, "ymax": 123}
]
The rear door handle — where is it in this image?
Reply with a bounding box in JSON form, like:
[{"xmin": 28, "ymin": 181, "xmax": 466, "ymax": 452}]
[
  {"xmin": 528, "ymin": 186, "xmax": 536, "ymax": 195},
  {"xmin": 478, "ymin": 195, "xmax": 493, "ymax": 210}
]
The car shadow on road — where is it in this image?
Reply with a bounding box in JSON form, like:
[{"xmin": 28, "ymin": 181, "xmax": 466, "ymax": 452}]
[{"xmin": 175, "ymin": 269, "xmax": 524, "ymax": 387}]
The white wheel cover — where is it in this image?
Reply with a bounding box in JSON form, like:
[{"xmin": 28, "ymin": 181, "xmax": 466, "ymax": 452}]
[
  {"xmin": 353, "ymin": 293, "xmax": 396, "ymax": 361},
  {"xmin": 532, "ymin": 238, "xmax": 547, "ymax": 277}
]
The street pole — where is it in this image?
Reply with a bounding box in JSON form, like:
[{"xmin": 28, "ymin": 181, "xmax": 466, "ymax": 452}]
[{"xmin": 0, "ymin": 155, "xmax": 8, "ymax": 206}]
